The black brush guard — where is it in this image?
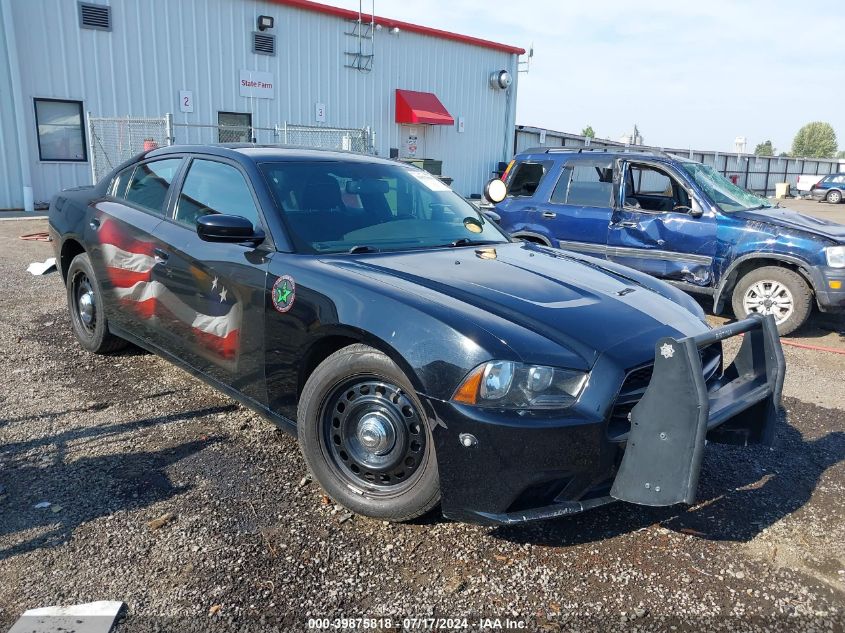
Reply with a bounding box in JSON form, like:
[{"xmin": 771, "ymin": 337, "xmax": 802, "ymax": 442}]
[{"xmin": 610, "ymin": 314, "xmax": 785, "ymax": 507}]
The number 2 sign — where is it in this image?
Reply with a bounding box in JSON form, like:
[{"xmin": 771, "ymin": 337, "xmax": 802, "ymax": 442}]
[{"xmin": 179, "ymin": 90, "xmax": 194, "ymax": 113}]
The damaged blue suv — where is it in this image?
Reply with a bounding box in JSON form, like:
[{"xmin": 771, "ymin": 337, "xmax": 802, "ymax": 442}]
[{"xmin": 489, "ymin": 148, "xmax": 845, "ymax": 334}]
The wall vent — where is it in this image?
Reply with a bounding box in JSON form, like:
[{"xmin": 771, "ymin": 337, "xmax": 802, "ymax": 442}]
[
  {"xmin": 253, "ymin": 32, "xmax": 276, "ymax": 56},
  {"xmin": 78, "ymin": 2, "xmax": 111, "ymax": 31}
]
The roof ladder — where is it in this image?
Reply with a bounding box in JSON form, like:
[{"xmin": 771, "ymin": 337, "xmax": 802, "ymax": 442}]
[{"xmin": 345, "ymin": 0, "xmax": 374, "ymax": 72}]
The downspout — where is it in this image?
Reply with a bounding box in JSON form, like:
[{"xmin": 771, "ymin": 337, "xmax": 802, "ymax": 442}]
[{"xmin": 1, "ymin": 0, "xmax": 34, "ymax": 211}]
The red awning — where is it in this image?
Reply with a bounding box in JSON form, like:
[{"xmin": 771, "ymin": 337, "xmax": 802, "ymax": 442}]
[{"xmin": 395, "ymin": 89, "xmax": 454, "ymax": 126}]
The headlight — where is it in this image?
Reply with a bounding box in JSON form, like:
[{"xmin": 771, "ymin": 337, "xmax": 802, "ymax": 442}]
[
  {"xmin": 452, "ymin": 361, "xmax": 587, "ymax": 410},
  {"xmin": 826, "ymin": 246, "xmax": 845, "ymax": 268}
]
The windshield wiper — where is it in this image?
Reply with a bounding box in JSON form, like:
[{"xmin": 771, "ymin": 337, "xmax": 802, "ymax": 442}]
[
  {"xmin": 448, "ymin": 238, "xmax": 501, "ymax": 248},
  {"xmin": 348, "ymin": 245, "xmax": 379, "ymax": 254}
]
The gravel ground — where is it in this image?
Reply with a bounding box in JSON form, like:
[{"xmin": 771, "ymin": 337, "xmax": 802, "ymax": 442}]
[{"xmin": 1, "ymin": 219, "xmax": 844, "ymax": 632}]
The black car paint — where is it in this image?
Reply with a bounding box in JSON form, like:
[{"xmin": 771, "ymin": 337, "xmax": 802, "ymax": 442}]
[{"xmin": 50, "ymin": 145, "xmax": 776, "ymax": 524}]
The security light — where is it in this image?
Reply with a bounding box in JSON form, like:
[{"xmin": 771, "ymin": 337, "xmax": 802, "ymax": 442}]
[{"xmin": 257, "ymin": 15, "xmax": 274, "ymax": 31}]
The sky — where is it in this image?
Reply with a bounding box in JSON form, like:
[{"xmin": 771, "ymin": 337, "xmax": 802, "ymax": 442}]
[{"xmin": 317, "ymin": 0, "xmax": 845, "ymax": 154}]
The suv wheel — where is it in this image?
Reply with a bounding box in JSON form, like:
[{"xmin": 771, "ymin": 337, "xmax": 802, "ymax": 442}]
[
  {"xmin": 827, "ymin": 190, "xmax": 842, "ymax": 204},
  {"xmin": 297, "ymin": 344, "xmax": 440, "ymax": 522},
  {"xmin": 731, "ymin": 266, "xmax": 812, "ymax": 336},
  {"xmin": 66, "ymin": 253, "xmax": 127, "ymax": 354}
]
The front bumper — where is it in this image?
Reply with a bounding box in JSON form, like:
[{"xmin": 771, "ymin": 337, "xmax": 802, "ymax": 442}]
[
  {"xmin": 427, "ymin": 315, "xmax": 784, "ymax": 525},
  {"xmin": 809, "ymin": 265, "xmax": 845, "ymax": 312}
]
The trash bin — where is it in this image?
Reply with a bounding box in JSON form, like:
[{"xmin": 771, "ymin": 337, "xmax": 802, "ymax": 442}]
[{"xmin": 775, "ymin": 183, "xmax": 790, "ymax": 198}]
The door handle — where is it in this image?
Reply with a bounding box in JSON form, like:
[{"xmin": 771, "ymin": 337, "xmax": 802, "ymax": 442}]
[
  {"xmin": 541, "ymin": 211, "xmax": 557, "ymax": 219},
  {"xmin": 611, "ymin": 221, "xmax": 638, "ymax": 228},
  {"xmin": 153, "ymin": 247, "xmax": 169, "ymax": 263},
  {"xmin": 89, "ymin": 218, "xmax": 101, "ymax": 231}
]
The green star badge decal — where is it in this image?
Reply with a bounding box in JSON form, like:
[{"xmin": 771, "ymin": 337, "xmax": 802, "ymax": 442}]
[{"xmin": 271, "ymin": 275, "xmax": 296, "ymax": 313}]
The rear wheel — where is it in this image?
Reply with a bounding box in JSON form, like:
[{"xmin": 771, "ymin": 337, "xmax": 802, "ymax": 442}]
[
  {"xmin": 297, "ymin": 344, "xmax": 440, "ymax": 522},
  {"xmin": 827, "ymin": 190, "xmax": 842, "ymax": 204},
  {"xmin": 731, "ymin": 266, "xmax": 812, "ymax": 336},
  {"xmin": 66, "ymin": 253, "xmax": 127, "ymax": 354}
]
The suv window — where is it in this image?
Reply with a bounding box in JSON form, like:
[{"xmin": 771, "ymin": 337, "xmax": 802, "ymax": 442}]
[
  {"xmin": 831, "ymin": 175, "xmax": 845, "ymax": 184},
  {"xmin": 507, "ymin": 161, "xmax": 552, "ymax": 197},
  {"xmin": 124, "ymin": 159, "xmax": 182, "ymax": 215},
  {"xmin": 550, "ymin": 159, "xmax": 613, "ymax": 207},
  {"xmin": 175, "ymin": 159, "xmax": 261, "ymax": 229},
  {"xmin": 626, "ymin": 163, "xmax": 690, "ymax": 212}
]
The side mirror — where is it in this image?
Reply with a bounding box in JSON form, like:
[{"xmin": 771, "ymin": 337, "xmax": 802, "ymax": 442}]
[
  {"xmin": 483, "ymin": 178, "xmax": 508, "ymax": 204},
  {"xmin": 197, "ymin": 214, "xmax": 265, "ymax": 245}
]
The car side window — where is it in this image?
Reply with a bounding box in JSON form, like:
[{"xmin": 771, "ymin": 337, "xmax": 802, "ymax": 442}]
[
  {"xmin": 124, "ymin": 159, "xmax": 182, "ymax": 215},
  {"xmin": 625, "ymin": 163, "xmax": 690, "ymax": 212},
  {"xmin": 110, "ymin": 166, "xmax": 135, "ymax": 198},
  {"xmin": 550, "ymin": 159, "xmax": 613, "ymax": 207},
  {"xmin": 506, "ymin": 161, "xmax": 552, "ymax": 197},
  {"xmin": 175, "ymin": 159, "xmax": 260, "ymax": 230}
]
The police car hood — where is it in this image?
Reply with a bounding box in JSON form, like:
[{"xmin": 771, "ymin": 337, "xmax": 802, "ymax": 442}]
[{"xmin": 335, "ymin": 242, "xmax": 709, "ymax": 365}]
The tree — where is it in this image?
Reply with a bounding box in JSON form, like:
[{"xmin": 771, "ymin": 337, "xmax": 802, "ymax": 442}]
[
  {"xmin": 791, "ymin": 122, "xmax": 838, "ymax": 158},
  {"xmin": 581, "ymin": 126, "xmax": 595, "ymax": 139},
  {"xmin": 754, "ymin": 140, "xmax": 774, "ymax": 156}
]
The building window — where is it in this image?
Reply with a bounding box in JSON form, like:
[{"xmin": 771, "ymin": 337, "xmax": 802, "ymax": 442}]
[
  {"xmin": 34, "ymin": 98, "xmax": 87, "ymax": 162},
  {"xmin": 218, "ymin": 112, "xmax": 252, "ymax": 143},
  {"xmin": 78, "ymin": 2, "xmax": 112, "ymax": 31}
]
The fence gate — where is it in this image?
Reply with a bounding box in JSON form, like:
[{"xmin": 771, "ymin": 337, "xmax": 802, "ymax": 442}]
[
  {"xmin": 87, "ymin": 114, "xmax": 375, "ymax": 184},
  {"xmin": 87, "ymin": 113, "xmax": 173, "ymax": 184}
]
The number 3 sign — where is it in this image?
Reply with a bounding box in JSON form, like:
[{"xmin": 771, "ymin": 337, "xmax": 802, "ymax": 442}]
[{"xmin": 179, "ymin": 90, "xmax": 194, "ymax": 113}]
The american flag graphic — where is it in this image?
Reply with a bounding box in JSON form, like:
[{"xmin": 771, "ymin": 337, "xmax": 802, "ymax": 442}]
[{"xmin": 99, "ymin": 218, "xmax": 242, "ymax": 361}]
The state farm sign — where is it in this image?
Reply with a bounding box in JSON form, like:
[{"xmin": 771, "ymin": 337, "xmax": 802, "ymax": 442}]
[{"xmin": 239, "ymin": 70, "xmax": 274, "ymax": 99}]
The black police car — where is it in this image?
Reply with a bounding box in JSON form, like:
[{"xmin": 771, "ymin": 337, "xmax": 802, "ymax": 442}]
[{"xmin": 48, "ymin": 145, "xmax": 784, "ymax": 525}]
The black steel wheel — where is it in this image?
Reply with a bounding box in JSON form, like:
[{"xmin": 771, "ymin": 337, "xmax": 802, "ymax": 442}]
[
  {"xmin": 66, "ymin": 253, "xmax": 127, "ymax": 354},
  {"xmin": 321, "ymin": 377, "xmax": 427, "ymax": 494},
  {"xmin": 297, "ymin": 344, "xmax": 440, "ymax": 521}
]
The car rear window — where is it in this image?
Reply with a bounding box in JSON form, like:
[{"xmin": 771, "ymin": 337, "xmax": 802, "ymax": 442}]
[
  {"xmin": 124, "ymin": 158, "xmax": 182, "ymax": 215},
  {"xmin": 506, "ymin": 160, "xmax": 552, "ymax": 197},
  {"xmin": 550, "ymin": 159, "xmax": 613, "ymax": 207}
]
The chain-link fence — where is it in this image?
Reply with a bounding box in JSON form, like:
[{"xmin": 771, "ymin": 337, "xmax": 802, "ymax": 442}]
[
  {"xmin": 87, "ymin": 114, "xmax": 173, "ymax": 184},
  {"xmin": 87, "ymin": 113, "xmax": 375, "ymax": 183}
]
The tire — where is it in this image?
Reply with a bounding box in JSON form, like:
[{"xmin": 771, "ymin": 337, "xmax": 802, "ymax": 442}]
[
  {"xmin": 731, "ymin": 266, "xmax": 813, "ymax": 336},
  {"xmin": 826, "ymin": 190, "xmax": 842, "ymax": 204},
  {"xmin": 297, "ymin": 344, "xmax": 440, "ymax": 522},
  {"xmin": 66, "ymin": 253, "xmax": 127, "ymax": 354}
]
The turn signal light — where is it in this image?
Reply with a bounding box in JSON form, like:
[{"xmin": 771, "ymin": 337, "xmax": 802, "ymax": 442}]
[
  {"xmin": 830, "ymin": 280, "xmax": 842, "ymax": 290},
  {"xmin": 452, "ymin": 366, "xmax": 484, "ymax": 404}
]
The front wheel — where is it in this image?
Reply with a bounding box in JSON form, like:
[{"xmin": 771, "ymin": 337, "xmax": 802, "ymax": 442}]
[
  {"xmin": 731, "ymin": 266, "xmax": 813, "ymax": 336},
  {"xmin": 827, "ymin": 190, "xmax": 842, "ymax": 204},
  {"xmin": 297, "ymin": 344, "xmax": 440, "ymax": 522}
]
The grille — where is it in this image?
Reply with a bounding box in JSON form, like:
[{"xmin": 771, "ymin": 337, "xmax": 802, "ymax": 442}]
[
  {"xmin": 79, "ymin": 3, "xmax": 111, "ymax": 30},
  {"xmin": 253, "ymin": 32, "xmax": 276, "ymax": 55},
  {"xmin": 607, "ymin": 343, "xmax": 722, "ymax": 441}
]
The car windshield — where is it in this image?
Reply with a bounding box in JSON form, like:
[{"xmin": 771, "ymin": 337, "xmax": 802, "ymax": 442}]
[
  {"xmin": 260, "ymin": 161, "xmax": 508, "ymax": 254},
  {"xmin": 681, "ymin": 162, "xmax": 773, "ymax": 213}
]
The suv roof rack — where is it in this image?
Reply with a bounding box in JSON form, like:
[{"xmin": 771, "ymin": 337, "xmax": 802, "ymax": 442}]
[{"xmin": 522, "ymin": 146, "xmax": 673, "ymax": 158}]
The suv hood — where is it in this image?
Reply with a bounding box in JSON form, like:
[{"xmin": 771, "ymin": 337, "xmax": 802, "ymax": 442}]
[
  {"xmin": 329, "ymin": 242, "xmax": 709, "ymax": 365},
  {"xmin": 734, "ymin": 207, "xmax": 845, "ymax": 242}
]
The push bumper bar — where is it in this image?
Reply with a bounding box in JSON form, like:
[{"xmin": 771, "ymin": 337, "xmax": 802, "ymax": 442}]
[{"xmin": 610, "ymin": 314, "xmax": 785, "ymax": 507}]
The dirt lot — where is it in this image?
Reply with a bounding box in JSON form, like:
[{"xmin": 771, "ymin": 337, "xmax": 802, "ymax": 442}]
[{"xmin": 1, "ymin": 218, "xmax": 844, "ymax": 632}]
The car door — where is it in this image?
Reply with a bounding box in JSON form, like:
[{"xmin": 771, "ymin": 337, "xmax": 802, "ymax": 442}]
[
  {"xmin": 606, "ymin": 160, "xmax": 717, "ymax": 286},
  {"xmin": 149, "ymin": 156, "xmax": 271, "ymax": 405},
  {"xmin": 540, "ymin": 157, "xmax": 615, "ymax": 256},
  {"xmin": 88, "ymin": 157, "xmax": 184, "ymax": 342},
  {"xmin": 493, "ymin": 159, "xmax": 553, "ymax": 240}
]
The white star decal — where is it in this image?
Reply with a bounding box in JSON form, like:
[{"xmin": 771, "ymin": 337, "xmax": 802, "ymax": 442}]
[
  {"xmin": 219, "ymin": 286, "xmax": 228, "ymax": 303},
  {"xmin": 659, "ymin": 342, "xmax": 675, "ymax": 359},
  {"xmin": 211, "ymin": 277, "xmax": 218, "ymax": 291}
]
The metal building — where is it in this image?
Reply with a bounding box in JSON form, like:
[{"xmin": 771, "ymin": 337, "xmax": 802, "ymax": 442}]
[{"xmin": 0, "ymin": 0, "xmax": 523, "ymax": 210}]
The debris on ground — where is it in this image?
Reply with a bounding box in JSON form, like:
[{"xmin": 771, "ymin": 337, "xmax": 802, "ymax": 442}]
[
  {"xmin": 26, "ymin": 257, "xmax": 56, "ymax": 276},
  {"xmin": 7, "ymin": 601, "xmax": 125, "ymax": 633},
  {"xmin": 146, "ymin": 512, "xmax": 175, "ymax": 531},
  {"xmin": 32, "ymin": 501, "xmax": 51, "ymax": 509}
]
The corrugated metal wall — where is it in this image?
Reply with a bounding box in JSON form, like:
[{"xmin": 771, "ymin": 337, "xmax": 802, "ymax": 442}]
[
  {"xmin": 0, "ymin": 1, "xmax": 23, "ymax": 210},
  {"xmin": 515, "ymin": 126, "xmax": 845, "ymax": 196},
  {"xmin": 4, "ymin": 0, "xmax": 518, "ymax": 207}
]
